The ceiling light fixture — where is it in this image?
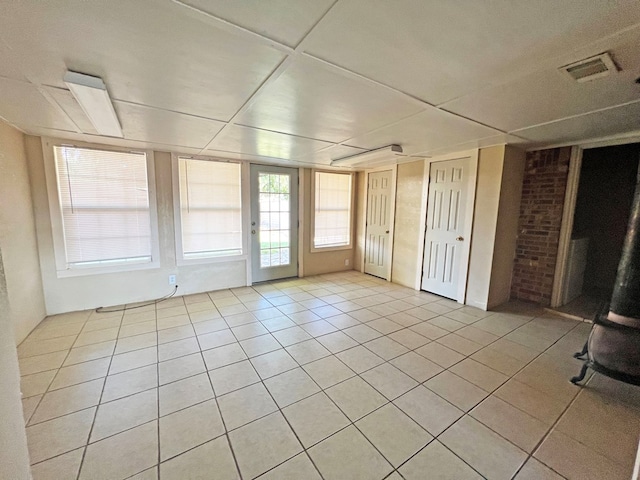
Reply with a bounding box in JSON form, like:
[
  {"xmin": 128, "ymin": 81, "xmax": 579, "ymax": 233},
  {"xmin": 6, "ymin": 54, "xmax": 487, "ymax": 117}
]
[
  {"xmin": 331, "ymin": 144, "xmax": 404, "ymax": 168},
  {"xmin": 64, "ymin": 71, "xmax": 123, "ymax": 137}
]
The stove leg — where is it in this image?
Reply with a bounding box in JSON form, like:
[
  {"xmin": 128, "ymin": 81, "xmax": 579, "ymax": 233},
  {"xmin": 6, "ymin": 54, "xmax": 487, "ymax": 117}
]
[
  {"xmin": 573, "ymin": 341, "xmax": 588, "ymax": 359},
  {"xmin": 570, "ymin": 363, "xmax": 590, "ymax": 385}
]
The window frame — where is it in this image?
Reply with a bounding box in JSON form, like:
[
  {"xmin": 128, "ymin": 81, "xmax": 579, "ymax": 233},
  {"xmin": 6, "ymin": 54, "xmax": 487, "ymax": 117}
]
[
  {"xmin": 310, "ymin": 169, "xmax": 355, "ymax": 252},
  {"xmin": 172, "ymin": 154, "xmax": 247, "ymax": 266},
  {"xmin": 42, "ymin": 138, "xmax": 160, "ymax": 278}
]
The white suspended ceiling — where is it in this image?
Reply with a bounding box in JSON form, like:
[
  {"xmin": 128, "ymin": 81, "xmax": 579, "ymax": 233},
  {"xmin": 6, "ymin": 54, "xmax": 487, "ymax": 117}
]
[{"xmin": 0, "ymin": 0, "xmax": 639, "ymax": 167}]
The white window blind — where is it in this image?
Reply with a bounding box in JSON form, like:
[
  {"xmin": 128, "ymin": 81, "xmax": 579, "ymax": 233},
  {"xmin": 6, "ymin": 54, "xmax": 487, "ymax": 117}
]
[
  {"xmin": 53, "ymin": 146, "xmax": 152, "ymax": 268},
  {"xmin": 314, "ymin": 171, "xmax": 352, "ymax": 248},
  {"xmin": 178, "ymin": 157, "xmax": 242, "ymax": 258}
]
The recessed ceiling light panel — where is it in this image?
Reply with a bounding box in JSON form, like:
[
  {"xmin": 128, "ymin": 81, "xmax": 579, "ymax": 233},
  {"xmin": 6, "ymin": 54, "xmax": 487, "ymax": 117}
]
[{"xmin": 64, "ymin": 71, "xmax": 123, "ymax": 137}]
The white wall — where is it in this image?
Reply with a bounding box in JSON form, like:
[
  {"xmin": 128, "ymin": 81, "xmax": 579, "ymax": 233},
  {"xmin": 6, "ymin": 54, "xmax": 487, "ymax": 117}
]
[
  {"xmin": 27, "ymin": 137, "xmax": 247, "ymax": 314},
  {"xmin": 0, "ymin": 123, "xmax": 46, "ymax": 343}
]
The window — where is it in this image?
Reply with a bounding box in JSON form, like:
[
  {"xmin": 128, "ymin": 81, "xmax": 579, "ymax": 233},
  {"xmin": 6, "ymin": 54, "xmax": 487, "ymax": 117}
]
[
  {"xmin": 52, "ymin": 146, "xmax": 154, "ymax": 270},
  {"xmin": 176, "ymin": 157, "xmax": 242, "ymax": 261},
  {"xmin": 313, "ymin": 171, "xmax": 353, "ymax": 249}
]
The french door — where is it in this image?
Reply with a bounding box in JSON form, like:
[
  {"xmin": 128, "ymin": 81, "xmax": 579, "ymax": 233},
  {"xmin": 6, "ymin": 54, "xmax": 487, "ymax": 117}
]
[{"xmin": 250, "ymin": 165, "xmax": 298, "ymax": 282}]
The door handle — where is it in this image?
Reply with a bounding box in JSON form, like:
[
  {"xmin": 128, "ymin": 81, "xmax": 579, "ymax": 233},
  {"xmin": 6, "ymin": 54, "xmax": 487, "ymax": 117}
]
[
  {"xmin": 456, "ymin": 236, "xmax": 464, "ymax": 241},
  {"xmin": 385, "ymin": 230, "xmax": 390, "ymax": 234},
  {"xmin": 252, "ymin": 230, "xmax": 256, "ymax": 234}
]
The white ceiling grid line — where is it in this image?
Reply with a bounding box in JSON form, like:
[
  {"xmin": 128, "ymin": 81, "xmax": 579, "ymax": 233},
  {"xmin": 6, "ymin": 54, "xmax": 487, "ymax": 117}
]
[
  {"xmin": 196, "ymin": 0, "xmax": 342, "ymax": 156},
  {"xmin": 0, "ymin": 1, "xmax": 639, "ymax": 164}
]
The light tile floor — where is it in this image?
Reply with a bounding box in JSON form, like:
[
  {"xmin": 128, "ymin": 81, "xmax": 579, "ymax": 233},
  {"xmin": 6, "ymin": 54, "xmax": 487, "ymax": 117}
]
[{"xmin": 19, "ymin": 271, "xmax": 640, "ymax": 479}]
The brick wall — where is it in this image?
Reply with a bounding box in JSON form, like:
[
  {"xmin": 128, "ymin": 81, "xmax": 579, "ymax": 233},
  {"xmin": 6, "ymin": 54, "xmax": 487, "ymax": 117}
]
[{"xmin": 511, "ymin": 147, "xmax": 571, "ymax": 305}]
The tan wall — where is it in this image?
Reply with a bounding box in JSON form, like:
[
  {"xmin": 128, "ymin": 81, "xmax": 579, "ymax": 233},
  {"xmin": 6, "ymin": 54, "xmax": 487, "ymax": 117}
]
[
  {"xmin": 301, "ymin": 168, "xmax": 355, "ymax": 276},
  {"xmin": 0, "ymin": 246, "xmax": 32, "ymax": 479},
  {"xmin": 466, "ymin": 145, "xmax": 526, "ymax": 310},
  {"xmin": 0, "ymin": 123, "xmax": 46, "ymax": 343},
  {"xmin": 0, "ymin": 123, "xmax": 34, "ymax": 477},
  {"xmin": 27, "ymin": 137, "xmax": 247, "ymax": 314},
  {"xmin": 391, "ymin": 160, "xmax": 425, "ymax": 288},
  {"xmin": 354, "ymin": 171, "xmax": 367, "ymax": 272},
  {"xmin": 488, "ymin": 145, "xmax": 525, "ymax": 308},
  {"xmin": 466, "ymin": 146, "xmax": 505, "ymax": 310}
]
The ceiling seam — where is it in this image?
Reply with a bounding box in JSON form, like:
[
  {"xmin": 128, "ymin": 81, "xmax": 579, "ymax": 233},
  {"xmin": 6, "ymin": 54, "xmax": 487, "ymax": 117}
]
[
  {"xmin": 196, "ymin": 0, "xmax": 343, "ymax": 156},
  {"xmin": 169, "ymin": 0, "xmax": 294, "ymax": 54},
  {"xmin": 197, "ymin": 56, "xmax": 295, "ymax": 155},
  {"xmin": 436, "ymin": 22, "xmax": 640, "ymax": 110},
  {"xmin": 509, "ymin": 98, "xmax": 640, "ymax": 134},
  {"xmin": 37, "ymin": 87, "xmax": 84, "ymax": 134}
]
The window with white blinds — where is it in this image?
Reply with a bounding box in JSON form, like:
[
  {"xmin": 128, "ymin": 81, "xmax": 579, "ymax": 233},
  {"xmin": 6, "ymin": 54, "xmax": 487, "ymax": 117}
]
[
  {"xmin": 53, "ymin": 146, "xmax": 152, "ymax": 268},
  {"xmin": 177, "ymin": 157, "xmax": 242, "ymax": 259},
  {"xmin": 314, "ymin": 171, "xmax": 353, "ymax": 248}
]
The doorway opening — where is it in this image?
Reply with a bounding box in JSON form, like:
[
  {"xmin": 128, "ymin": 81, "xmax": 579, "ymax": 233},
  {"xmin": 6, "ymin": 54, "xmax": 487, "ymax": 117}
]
[{"xmin": 555, "ymin": 142, "xmax": 640, "ymax": 319}]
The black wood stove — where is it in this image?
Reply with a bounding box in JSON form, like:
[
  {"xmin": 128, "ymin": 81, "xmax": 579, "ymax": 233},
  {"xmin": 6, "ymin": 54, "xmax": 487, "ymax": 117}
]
[{"xmin": 571, "ymin": 175, "xmax": 640, "ymax": 386}]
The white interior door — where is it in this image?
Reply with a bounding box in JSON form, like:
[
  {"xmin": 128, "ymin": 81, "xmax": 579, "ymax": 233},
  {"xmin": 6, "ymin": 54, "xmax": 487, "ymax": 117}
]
[
  {"xmin": 364, "ymin": 170, "xmax": 393, "ymax": 279},
  {"xmin": 250, "ymin": 165, "xmax": 298, "ymax": 283},
  {"xmin": 422, "ymin": 157, "xmax": 472, "ymax": 300}
]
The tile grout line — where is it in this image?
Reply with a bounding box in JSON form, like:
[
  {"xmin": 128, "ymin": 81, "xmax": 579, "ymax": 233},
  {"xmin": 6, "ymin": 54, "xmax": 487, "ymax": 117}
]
[
  {"xmin": 408, "ymin": 317, "xmax": 592, "ymax": 480},
  {"xmin": 191, "ymin": 294, "xmax": 245, "ymax": 480},
  {"xmin": 22, "ymin": 274, "xmax": 606, "ymax": 479},
  {"xmin": 74, "ymin": 307, "xmax": 125, "ymax": 480}
]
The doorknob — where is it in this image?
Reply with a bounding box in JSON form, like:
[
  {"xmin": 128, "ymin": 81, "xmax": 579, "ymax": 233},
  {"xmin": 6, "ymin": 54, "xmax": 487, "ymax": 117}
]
[
  {"xmin": 252, "ymin": 230, "xmax": 256, "ymax": 234},
  {"xmin": 251, "ymin": 221, "xmax": 256, "ymax": 226},
  {"xmin": 385, "ymin": 230, "xmax": 390, "ymax": 234},
  {"xmin": 456, "ymin": 236, "xmax": 464, "ymax": 241}
]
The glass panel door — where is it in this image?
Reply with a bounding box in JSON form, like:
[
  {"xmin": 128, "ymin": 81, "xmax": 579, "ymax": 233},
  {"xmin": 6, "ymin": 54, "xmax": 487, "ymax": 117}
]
[{"xmin": 250, "ymin": 165, "xmax": 298, "ymax": 282}]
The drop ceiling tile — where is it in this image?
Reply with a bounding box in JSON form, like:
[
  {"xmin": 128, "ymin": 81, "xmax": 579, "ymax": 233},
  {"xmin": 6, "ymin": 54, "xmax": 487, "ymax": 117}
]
[
  {"xmin": 422, "ymin": 134, "xmax": 529, "ymax": 158},
  {"xmin": 347, "ymin": 108, "xmax": 501, "ymax": 155},
  {"xmin": 202, "ymin": 149, "xmax": 314, "ymax": 168},
  {"xmin": 178, "ymin": 0, "xmax": 335, "ymax": 47},
  {"xmin": 42, "ymin": 86, "xmax": 97, "ymax": 134},
  {"xmin": 0, "ymin": 39, "xmax": 27, "ymax": 81},
  {"xmin": 442, "ymin": 35, "xmax": 640, "ymax": 133},
  {"xmin": 0, "ymin": 0, "xmax": 285, "ymax": 121},
  {"xmin": 513, "ymin": 100, "xmax": 640, "ymax": 147},
  {"xmin": 236, "ymin": 58, "xmax": 424, "ymax": 143},
  {"xmin": 25, "ymin": 128, "xmax": 203, "ymax": 155},
  {"xmin": 207, "ymin": 125, "xmax": 334, "ymax": 160},
  {"xmin": 303, "ymin": 0, "xmax": 640, "ymax": 104},
  {"xmin": 113, "ymin": 101, "xmax": 225, "ymax": 149},
  {"xmin": 0, "ymin": 78, "xmax": 76, "ymax": 131},
  {"xmin": 295, "ymin": 144, "xmax": 368, "ymax": 167}
]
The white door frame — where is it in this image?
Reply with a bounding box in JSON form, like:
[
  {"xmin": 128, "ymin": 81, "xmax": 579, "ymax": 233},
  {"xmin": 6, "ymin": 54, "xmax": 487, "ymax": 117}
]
[
  {"xmin": 415, "ymin": 149, "xmax": 479, "ymax": 303},
  {"xmin": 249, "ymin": 164, "xmax": 299, "ymax": 283},
  {"xmin": 551, "ymin": 134, "xmax": 640, "ymax": 307},
  {"xmin": 360, "ymin": 165, "xmax": 397, "ymax": 281}
]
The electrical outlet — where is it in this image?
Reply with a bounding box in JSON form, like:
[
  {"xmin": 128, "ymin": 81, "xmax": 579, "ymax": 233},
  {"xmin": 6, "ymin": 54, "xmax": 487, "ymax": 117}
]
[
  {"xmin": 168, "ymin": 274, "xmax": 177, "ymax": 285},
  {"xmin": 344, "ymin": 259, "xmax": 350, "ymax": 266}
]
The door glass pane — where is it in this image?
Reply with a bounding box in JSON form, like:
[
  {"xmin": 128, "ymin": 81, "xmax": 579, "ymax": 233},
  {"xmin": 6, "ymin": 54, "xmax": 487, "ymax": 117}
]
[{"xmin": 259, "ymin": 173, "xmax": 291, "ymax": 268}]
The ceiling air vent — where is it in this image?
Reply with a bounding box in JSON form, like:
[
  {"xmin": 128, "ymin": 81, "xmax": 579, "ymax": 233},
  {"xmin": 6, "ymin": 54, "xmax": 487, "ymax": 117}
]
[{"xmin": 560, "ymin": 52, "xmax": 618, "ymax": 83}]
